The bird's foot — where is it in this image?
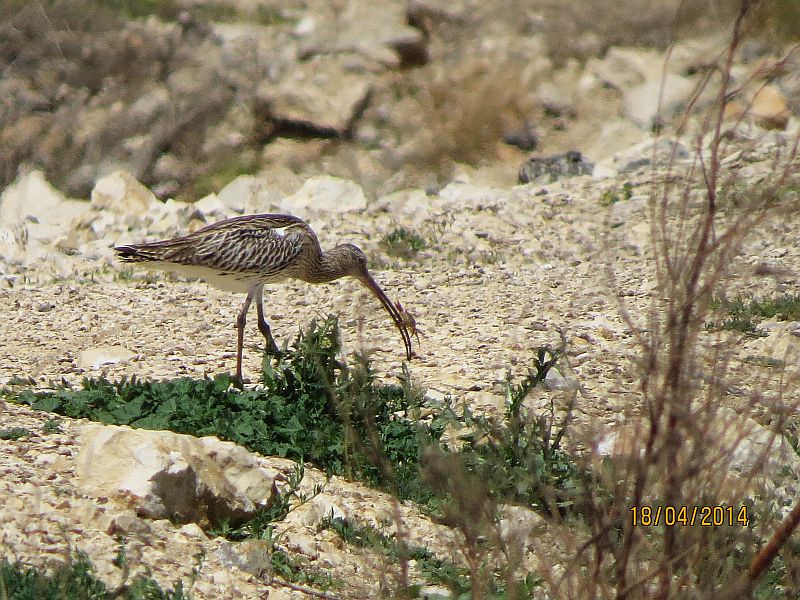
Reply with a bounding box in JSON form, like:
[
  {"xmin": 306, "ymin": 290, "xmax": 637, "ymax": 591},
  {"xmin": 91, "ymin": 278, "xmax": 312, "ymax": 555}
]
[
  {"xmin": 263, "ymin": 347, "xmax": 284, "ymax": 362},
  {"xmin": 231, "ymin": 370, "xmax": 251, "ymax": 388},
  {"xmin": 232, "ymin": 377, "xmax": 253, "ymax": 390},
  {"xmin": 263, "ymin": 337, "xmax": 283, "ymax": 357}
]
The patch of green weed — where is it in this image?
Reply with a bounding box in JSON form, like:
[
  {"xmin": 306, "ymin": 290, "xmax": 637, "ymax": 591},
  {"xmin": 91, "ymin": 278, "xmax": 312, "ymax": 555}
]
[
  {"xmin": 5, "ymin": 324, "xmax": 584, "ymax": 519},
  {"xmin": 321, "ymin": 516, "xmax": 541, "ymax": 598},
  {"xmin": 380, "ymin": 227, "xmax": 428, "ymax": 259},
  {"xmin": 321, "ymin": 515, "xmax": 395, "ymax": 553},
  {"xmin": 101, "ymin": 0, "xmax": 298, "ymax": 25},
  {"xmin": 5, "ymin": 318, "xmax": 585, "ymax": 582},
  {"xmin": 0, "ymin": 427, "xmax": 32, "ymax": 440},
  {"xmin": 6, "ymin": 316, "xmax": 439, "ymax": 505},
  {"xmin": 253, "ymin": 5, "xmax": 298, "ymax": 26},
  {"xmin": 43, "ymin": 418, "xmax": 63, "ymax": 434},
  {"xmin": 600, "ymin": 182, "xmax": 633, "ymax": 206},
  {"xmin": 98, "ymin": 0, "xmax": 179, "ymax": 20},
  {"xmin": 0, "ymin": 551, "xmax": 187, "ymax": 600},
  {"xmin": 707, "ymin": 294, "xmax": 800, "ymax": 335},
  {"xmin": 270, "ymin": 547, "xmax": 337, "ymax": 590},
  {"xmin": 113, "ymin": 268, "xmax": 135, "ymax": 282},
  {"xmin": 431, "ymin": 348, "xmax": 582, "ymax": 516}
]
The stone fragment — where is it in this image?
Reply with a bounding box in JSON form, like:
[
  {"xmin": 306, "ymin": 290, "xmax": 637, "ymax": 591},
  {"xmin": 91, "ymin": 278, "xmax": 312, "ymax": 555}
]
[
  {"xmin": 518, "ymin": 151, "xmax": 594, "ymax": 184},
  {"xmin": 217, "ymin": 539, "xmax": 272, "ymax": 578},
  {"xmin": 586, "ymin": 47, "xmax": 701, "ymax": 127},
  {"xmin": 0, "ymin": 171, "xmax": 90, "ymax": 269},
  {"xmin": 0, "ymin": 171, "xmax": 87, "ymax": 231},
  {"xmin": 77, "ymin": 424, "xmax": 277, "ymax": 528},
  {"xmin": 279, "ymin": 176, "xmax": 367, "ymax": 219},
  {"xmin": 297, "ymin": 497, "xmax": 348, "ymax": 527},
  {"xmin": 90, "ymin": 171, "xmax": 156, "ymax": 217},
  {"xmin": 78, "ymin": 346, "xmax": 136, "ymax": 369},
  {"xmin": 543, "ymin": 367, "xmax": 579, "ymax": 391},
  {"xmin": 750, "ymin": 84, "xmax": 790, "ymax": 130},
  {"xmin": 497, "ymin": 504, "xmax": 545, "ymax": 549},
  {"xmin": 218, "ymin": 175, "xmax": 281, "ymax": 215},
  {"xmin": 257, "ymin": 56, "xmax": 372, "ymax": 135}
]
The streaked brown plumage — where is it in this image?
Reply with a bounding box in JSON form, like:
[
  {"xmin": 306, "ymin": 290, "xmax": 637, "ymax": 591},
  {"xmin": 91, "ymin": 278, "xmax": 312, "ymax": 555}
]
[{"xmin": 115, "ymin": 213, "xmax": 414, "ymax": 381}]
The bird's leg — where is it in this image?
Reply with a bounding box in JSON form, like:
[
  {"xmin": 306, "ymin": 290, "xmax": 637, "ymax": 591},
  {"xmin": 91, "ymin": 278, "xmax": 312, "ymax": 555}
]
[
  {"xmin": 254, "ymin": 285, "xmax": 280, "ymax": 355},
  {"xmin": 235, "ymin": 289, "xmax": 256, "ymax": 383}
]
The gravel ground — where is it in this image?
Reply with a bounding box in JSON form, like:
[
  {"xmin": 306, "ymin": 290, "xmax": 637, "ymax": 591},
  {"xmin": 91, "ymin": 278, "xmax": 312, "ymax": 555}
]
[{"xmin": 2, "ymin": 135, "xmax": 799, "ymax": 597}]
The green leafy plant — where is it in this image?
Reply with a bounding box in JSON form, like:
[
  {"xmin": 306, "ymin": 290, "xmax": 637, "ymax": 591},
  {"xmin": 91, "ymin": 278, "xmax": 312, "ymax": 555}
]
[
  {"xmin": 4, "ymin": 319, "xmax": 587, "ymax": 598},
  {"xmin": 380, "ymin": 227, "xmax": 428, "ymax": 259},
  {"xmin": 270, "ymin": 546, "xmax": 337, "ymax": 591},
  {"xmin": 98, "ymin": 0, "xmax": 179, "ymax": 20},
  {"xmin": 4, "ymin": 321, "xmax": 585, "ymax": 522},
  {"xmin": 42, "ymin": 418, "xmax": 62, "ymax": 434},
  {"xmin": 430, "ymin": 348, "xmax": 582, "ymax": 516},
  {"xmin": 321, "ymin": 514, "xmax": 396, "ymax": 553},
  {"xmin": 5, "ymin": 317, "xmax": 439, "ymax": 505}
]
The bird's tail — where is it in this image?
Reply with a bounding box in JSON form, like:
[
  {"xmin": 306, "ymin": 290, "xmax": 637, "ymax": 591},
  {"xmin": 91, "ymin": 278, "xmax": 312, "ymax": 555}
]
[{"xmin": 114, "ymin": 244, "xmax": 166, "ymax": 263}]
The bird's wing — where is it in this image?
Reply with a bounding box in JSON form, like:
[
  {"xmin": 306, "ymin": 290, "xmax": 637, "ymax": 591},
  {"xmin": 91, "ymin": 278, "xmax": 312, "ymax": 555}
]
[
  {"xmin": 116, "ymin": 214, "xmax": 313, "ymax": 276},
  {"xmin": 193, "ymin": 214, "xmax": 307, "ymax": 236}
]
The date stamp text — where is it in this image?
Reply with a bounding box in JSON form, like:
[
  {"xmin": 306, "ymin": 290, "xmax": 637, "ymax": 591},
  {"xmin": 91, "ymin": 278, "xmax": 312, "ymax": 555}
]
[{"xmin": 630, "ymin": 505, "xmax": 749, "ymax": 527}]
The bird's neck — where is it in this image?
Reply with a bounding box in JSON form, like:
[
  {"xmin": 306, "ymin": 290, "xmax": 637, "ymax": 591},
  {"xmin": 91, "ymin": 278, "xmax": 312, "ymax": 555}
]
[{"xmin": 304, "ymin": 246, "xmax": 351, "ymax": 283}]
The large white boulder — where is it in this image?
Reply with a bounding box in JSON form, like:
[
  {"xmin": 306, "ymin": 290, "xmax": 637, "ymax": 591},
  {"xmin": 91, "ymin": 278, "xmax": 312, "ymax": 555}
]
[{"xmin": 77, "ymin": 423, "xmax": 277, "ymax": 528}]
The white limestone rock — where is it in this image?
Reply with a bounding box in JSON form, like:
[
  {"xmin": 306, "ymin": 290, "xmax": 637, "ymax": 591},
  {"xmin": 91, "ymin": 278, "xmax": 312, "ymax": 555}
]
[
  {"xmin": 78, "ymin": 345, "xmax": 136, "ymax": 369},
  {"xmin": 279, "ymin": 175, "xmax": 367, "ymax": 219},
  {"xmin": 90, "ymin": 170, "xmax": 156, "ymax": 217},
  {"xmin": 77, "ymin": 424, "xmax": 277, "ymax": 528}
]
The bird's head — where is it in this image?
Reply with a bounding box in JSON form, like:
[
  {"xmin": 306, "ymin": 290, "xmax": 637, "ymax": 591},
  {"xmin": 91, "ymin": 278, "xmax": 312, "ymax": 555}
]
[
  {"xmin": 335, "ymin": 243, "xmax": 369, "ymax": 278},
  {"xmin": 335, "ymin": 243, "xmax": 414, "ymax": 360}
]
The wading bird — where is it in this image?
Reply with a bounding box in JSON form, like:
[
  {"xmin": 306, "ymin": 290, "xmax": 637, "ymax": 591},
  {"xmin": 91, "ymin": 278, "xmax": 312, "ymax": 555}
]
[{"xmin": 115, "ymin": 213, "xmax": 414, "ymax": 381}]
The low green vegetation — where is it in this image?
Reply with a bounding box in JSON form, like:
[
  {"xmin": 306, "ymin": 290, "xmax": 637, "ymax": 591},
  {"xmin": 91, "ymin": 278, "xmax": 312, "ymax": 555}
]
[
  {"xmin": 430, "ymin": 348, "xmax": 582, "ymax": 516},
  {"xmin": 380, "ymin": 227, "xmax": 428, "ymax": 259},
  {"xmin": 5, "ymin": 318, "xmax": 581, "ymax": 516},
  {"xmin": 98, "ymin": 0, "xmax": 174, "ymax": 19},
  {"xmin": 0, "ymin": 552, "xmax": 187, "ymax": 600},
  {"xmin": 753, "ymin": 551, "xmax": 800, "ymax": 600},
  {"xmin": 43, "ymin": 418, "xmax": 63, "ymax": 434},
  {"xmin": 706, "ymin": 294, "xmax": 800, "ymax": 335},
  {"xmin": 321, "ymin": 515, "xmax": 394, "ymax": 551},
  {"xmin": 3, "ymin": 317, "xmax": 582, "ymax": 595},
  {"xmin": 270, "ymin": 548, "xmax": 336, "ymax": 591},
  {"xmin": 599, "ymin": 182, "xmax": 633, "ymax": 206},
  {"xmin": 757, "ymin": 0, "xmax": 800, "ymax": 43},
  {"xmin": 6, "ymin": 317, "xmax": 441, "ymax": 504},
  {"xmin": 321, "ymin": 515, "xmax": 541, "ymax": 598},
  {"xmin": 0, "ymin": 427, "xmax": 31, "ymax": 440}
]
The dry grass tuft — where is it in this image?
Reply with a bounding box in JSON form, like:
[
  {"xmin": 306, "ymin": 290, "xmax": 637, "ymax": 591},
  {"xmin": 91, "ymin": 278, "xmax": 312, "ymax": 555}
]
[{"xmin": 391, "ymin": 58, "xmax": 537, "ymax": 183}]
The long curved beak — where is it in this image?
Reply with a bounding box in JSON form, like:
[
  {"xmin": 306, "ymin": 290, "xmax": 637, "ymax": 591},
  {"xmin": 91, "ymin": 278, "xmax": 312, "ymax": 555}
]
[{"xmin": 359, "ymin": 273, "xmax": 413, "ymax": 360}]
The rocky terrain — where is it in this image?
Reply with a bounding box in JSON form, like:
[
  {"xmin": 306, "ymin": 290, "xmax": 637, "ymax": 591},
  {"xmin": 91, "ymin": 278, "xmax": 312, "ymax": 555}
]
[
  {"xmin": 1, "ymin": 133, "xmax": 798, "ymax": 596},
  {"xmin": 3, "ymin": 0, "xmax": 797, "ymax": 201},
  {"xmin": 1, "ymin": 1, "xmax": 800, "ymax": 598}
]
